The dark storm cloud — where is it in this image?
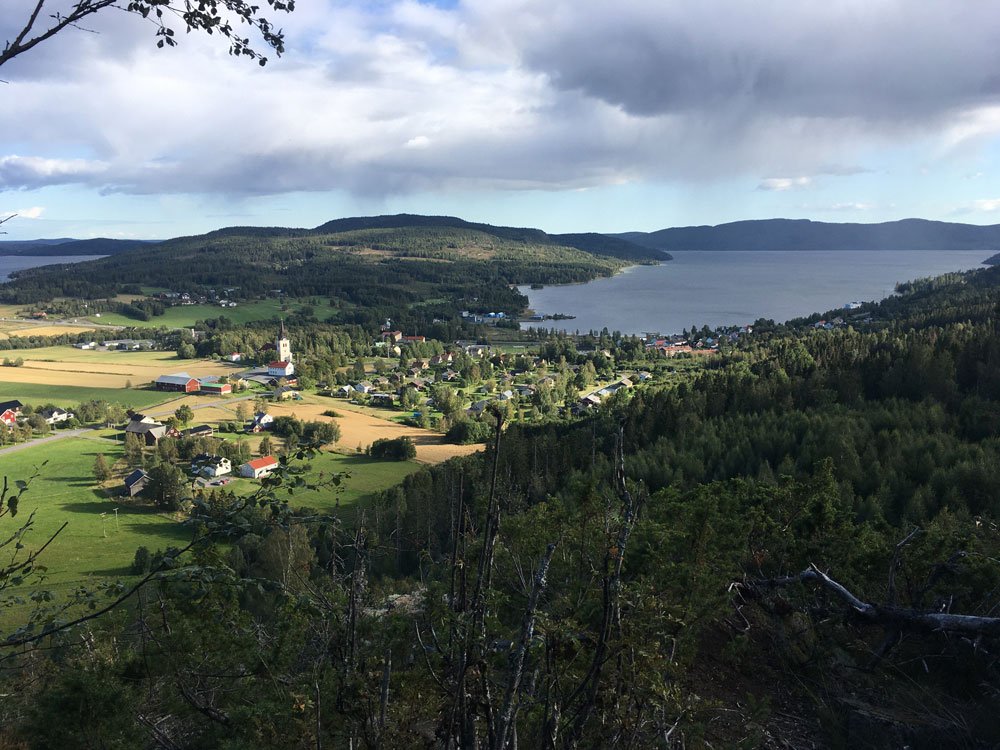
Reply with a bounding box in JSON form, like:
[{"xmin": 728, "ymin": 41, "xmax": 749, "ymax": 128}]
[
  {"xmin": 508, "ymin": 1, "xmax": 1000, "ymax": 122},
  {"xmin": 4, "ymin": 0, "xmax": 1000, "ymax": 200}
]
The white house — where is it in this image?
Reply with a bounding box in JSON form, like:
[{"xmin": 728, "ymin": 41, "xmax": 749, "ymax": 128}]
[
  {"xmin": 39, "ymin": 407, "xmax": 74, "ymax": 425},
  {"xmin": 267, "ymin": 360, "xmax": 295, "ymax": 378},
  {"xmin": 192, "ymin": 454, "xmax": 231, "ymax": 478},
  {"xmin": 247, "ymin": 413, "xmax": 274, "ymax": 433}
]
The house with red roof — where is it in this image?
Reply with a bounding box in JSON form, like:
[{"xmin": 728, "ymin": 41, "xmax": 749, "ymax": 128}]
[
  {"xmin": 240, "ymin": 455, "xmax": 279, "ymax": 479},
  {"xmin": 267, "ymin": 360, "xmax": 295, "ymax": 377}
]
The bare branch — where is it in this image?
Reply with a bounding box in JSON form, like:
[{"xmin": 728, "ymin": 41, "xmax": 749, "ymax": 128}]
[
  {"xmin": 741, "ymin": 564, "xmax": 1000, "ymax": 639},
  {"xmin": 886, "ymin": 526, "xmax": 922, "ymax": 605}
]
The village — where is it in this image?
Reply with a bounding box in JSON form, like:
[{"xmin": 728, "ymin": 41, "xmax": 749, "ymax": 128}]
[{"xmin": 0, "ymin": 312, "xmax": 742, "ymax": 509}]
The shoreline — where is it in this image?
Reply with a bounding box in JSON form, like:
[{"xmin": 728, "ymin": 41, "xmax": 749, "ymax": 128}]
[{"xmin": 518, "ymin": 249, "xmax": 990, "ymax": 336}]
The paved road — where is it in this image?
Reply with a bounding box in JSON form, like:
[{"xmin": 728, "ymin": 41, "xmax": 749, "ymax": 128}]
[{"xmin": 0, "ymin": 427, "xmax": 94, "ymax": 457}]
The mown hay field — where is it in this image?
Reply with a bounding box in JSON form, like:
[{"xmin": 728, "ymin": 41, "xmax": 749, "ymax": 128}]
[
  {"xmin": 2, "ymin": 324, "xmax": 98, "ymax": 338},
  {"xmin": 266, "ymin": 398, "xmax": 482, "ymax": 464},
  {"xmin": 0, "ymin": 346, "xmax": 238, "ymax": 389}
]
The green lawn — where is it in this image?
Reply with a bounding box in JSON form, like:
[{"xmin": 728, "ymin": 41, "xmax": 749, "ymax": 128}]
[
  {"xmin": 1, "ymin": 436, "xmax": 191, "ymax": 597},
  {"xmin": 207, "ymin": 450, "xmax": 420, "ymax": 518},
  {"xmin": 1, "ymin": 439, "xmax": 419, "ymax": 611},
  {"xmin": 0, "ymin": 382, "xmax": 174, "ymax": 409},
  {"xmin": 13, "ymin": 345, "xmax": 208, "ymax": 366},
  {"xmin": 290, "ymin": 451, "xmax": 421, "ymax": 513},
  {"xmin": 90, "ymin": 299, "xmax": 314, "ymax": 328}
]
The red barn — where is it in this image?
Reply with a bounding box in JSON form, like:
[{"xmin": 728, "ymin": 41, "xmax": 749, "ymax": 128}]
[{"xmin": 154, "ymin": 373, "xmax": 200, "ymax": 392}]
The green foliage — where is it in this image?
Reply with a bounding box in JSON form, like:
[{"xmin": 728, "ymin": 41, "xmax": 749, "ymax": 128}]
[
  {"xmin": 93, "ymin": 453, "xmax": 111, "ymax": 482},
  {"xmin": 367, "ymin": 436, "xmax": 416, "ymax": 461}
]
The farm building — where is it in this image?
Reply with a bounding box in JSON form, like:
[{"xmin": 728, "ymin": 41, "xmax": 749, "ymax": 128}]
[
  {"xmin": 123, "ymin": 469, "xmax": 150, "ymax": 497},
  {"xmin": 155, "ymin": 373, "xmax": 200, "ymax": 393},
  {"xmin": 180, "ymin": 425, "xmax": 215, "ymax": 439},
  {"xmin": 126, "ymin": 416, "xmax": 167, "ymax": 445},
  {"xmin": 0, "ymin": 400, "xmax": 23, "ymax": 427},
  {"xmin": 199, "ymin": 381, "xmax": 232, "ymax": 395},
  {"xmin": 240, "ymin": 455, "xmax": 279, "ymax": 479}
]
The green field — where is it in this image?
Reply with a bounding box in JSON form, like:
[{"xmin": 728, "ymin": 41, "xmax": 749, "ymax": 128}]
[
  {"xmin": 1, "ymin": 436, "xmax": 190, "ymax": 594},
  {"xmin": 276, "ymin": 451, "xmax": 421, "ymax": 513},
  {"xmin": 0, "ymin": 438, "xmax": 420, "ymax": 620},
  {"xmin": 0, "ymin": 382, "xmax": 174, "ymax": 409},
  {"xmin": 12, "ymin": 345, "xmax": 212, "ymax": 366},
  {"xmin": 90, "ymin": 299, "xmax": 317, "ymax": 328}
]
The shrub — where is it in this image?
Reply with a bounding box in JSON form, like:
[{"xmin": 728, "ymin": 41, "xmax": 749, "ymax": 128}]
[
  {"xmin": 445, "ymin": 418, "xmax": 494, "ymax": 444},
  {"xmin": 367, "ymin": 436, "xmax": 417, "ymax": 461},
  {"xmin": 131, "ymin": 546, "xmax": 152, "ymax": 575}
]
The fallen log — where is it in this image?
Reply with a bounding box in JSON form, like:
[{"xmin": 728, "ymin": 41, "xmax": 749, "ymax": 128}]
[{"xmin": 739, "ymin": 563, "xmax": 1000, "ymax": 638}]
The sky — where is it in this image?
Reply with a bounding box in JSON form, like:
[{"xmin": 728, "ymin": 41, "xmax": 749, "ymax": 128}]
[{"xmin": 3, "ymin": 0, "xmax": 1000, "ymax": 240}]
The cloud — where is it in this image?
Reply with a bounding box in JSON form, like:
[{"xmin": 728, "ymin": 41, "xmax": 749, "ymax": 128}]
[
  {"xmin": 2, "ymin": 0, "xmax": 1000, "ymax": 202},
  {"xmin": 507, "ymin": 0, "xmax": 1000, "ymax": 122},
  {"xmin": 828, "ymin": 202, "xmax": 873, "ymax": 211},
  {"xmin": 8, "ymin": 206, "xmax": 45, "ymax": 219},
  {"xmin": 757, "ymin": 177, "xmax": 812, "ymax": 192},
  {"xmin": 972, "ymin": 198, "xmax": 1000, "ymax": 212},
  {"xmin": 0, "ymin": 156, "xmax": 108, "ymax": 190}
]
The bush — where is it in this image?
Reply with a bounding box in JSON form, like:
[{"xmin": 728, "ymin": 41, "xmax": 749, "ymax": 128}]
[
  {"xmin": 367, "ymin": 436, "xmax": 417, "ymax": 461},
  {"xmin": 131, "ymin": 546, "xmax": 152, "ymax": 575},
  {"xmin": 445, "ymin": 419, "xmax": 494, "ymax": 444}
]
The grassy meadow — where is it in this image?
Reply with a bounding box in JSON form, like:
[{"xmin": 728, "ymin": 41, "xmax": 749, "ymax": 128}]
[
  {"xmin": 1, "ymin": 435, "xmax": 190, "ymax": 595},
  {"xmin": 88, "ymin": 299, "xmax": 319, "ymax": 328},
  {"xmin": 1, "ymin": 434, "xmax": 421, "ymax": 614},
  {"xmin": 0, "ymin": 382, "xmax": 175, "ymax": 410}
]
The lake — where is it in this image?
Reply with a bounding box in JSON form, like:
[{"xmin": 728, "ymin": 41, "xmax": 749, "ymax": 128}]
[
  {"xmin": 520, "ymin": 250, "xmax": 994, "ymax": 335},
  {"xmin": 0, "ymin": 255, "xmax": 107, "ymax": 282}
]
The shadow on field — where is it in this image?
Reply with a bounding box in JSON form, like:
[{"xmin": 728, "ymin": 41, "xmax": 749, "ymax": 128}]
[
  {"xmin": 59, "ymin": 500, "xmax": 166, "ymax": 516},
  {"xmin": 87, "ymin": 565, "xmax": 132, "ymax": 577},
  {"xmin": 126, "ymin": 519, "xmax": 193, "ymax": 542}
]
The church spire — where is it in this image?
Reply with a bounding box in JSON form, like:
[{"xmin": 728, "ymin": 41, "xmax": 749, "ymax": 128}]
[{"xmin": 276, "ymin": 319, "xmax": 293, "ymax": 364}]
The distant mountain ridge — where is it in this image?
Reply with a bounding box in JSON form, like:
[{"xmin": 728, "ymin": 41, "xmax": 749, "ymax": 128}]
[
  {"xmin": 0, "ymin": 238, "xmax": 155, "ymax": 256},
  {"xmin": 615, "ymin": 218, "xmax": 1000, "ymax": 254}
]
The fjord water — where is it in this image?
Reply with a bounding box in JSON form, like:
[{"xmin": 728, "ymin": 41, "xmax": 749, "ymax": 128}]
[
  {"xmin": 520, "ymin": 250, "xmax": 994, "ymax": 335},
  {"xmin": 0, "ymin": 255, "xmax": 107, "ymax": 283}
]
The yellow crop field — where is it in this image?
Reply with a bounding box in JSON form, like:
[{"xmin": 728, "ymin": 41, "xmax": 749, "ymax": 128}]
[
  {"xmin": 266, "ymin": 400, "xmax": 481, "ymax": 465},
  {"xmin": 5, "ymin": 325, "xmax": 98, "ymax": 337},
  {"xmin": 0, "ymin": 346, "xmax": 238, "ymax": 389}
]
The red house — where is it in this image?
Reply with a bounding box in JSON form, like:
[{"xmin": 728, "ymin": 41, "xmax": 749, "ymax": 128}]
[{"xmin": 0, "ymin": 400, "xmax": 22, "ymax": 427}]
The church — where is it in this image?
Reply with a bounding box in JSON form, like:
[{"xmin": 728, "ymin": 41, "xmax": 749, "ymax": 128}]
[{"xmin": 267, "ymin": 321, "xmax": 295, "ymax": 377}]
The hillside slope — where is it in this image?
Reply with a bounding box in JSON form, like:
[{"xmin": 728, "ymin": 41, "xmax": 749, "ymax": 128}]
[
  {"xmin": 617, "ymin": 218, "xmax": 1000, "ymax": 253},
  {"xmin": 0, "ymin": 238, "xmax": 153, "ymax": 256},
  {"xmin": 0, "ymin": 217, "xmax": 654, "ymax": 328}
]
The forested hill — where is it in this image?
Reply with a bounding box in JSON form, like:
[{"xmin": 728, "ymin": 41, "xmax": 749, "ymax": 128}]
[
  {"xmin": 616, "ymin": 217, "xmax": 1000, "ymax": 254},
  {"xmin": 312, "ymin": 213, "xmax": 667, "ymax": 261},
  {"xmin": 0, "ymin": 238, "xmax": 153, "ymax": 256},
  {"xmin": 0, "ymin": 220, "xmax": 651, "ymax": 328}
]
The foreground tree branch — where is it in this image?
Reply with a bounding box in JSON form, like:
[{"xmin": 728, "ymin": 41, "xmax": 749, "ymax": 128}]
[
  {"xmin": 741, "ymin": 563, "xmax": 1000, "ymax": 638},
  {"xmin": 2, "ymin": 0, "xmax": 294, "ymax": 69}
]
